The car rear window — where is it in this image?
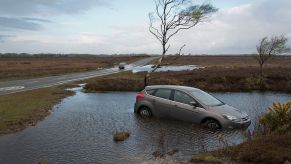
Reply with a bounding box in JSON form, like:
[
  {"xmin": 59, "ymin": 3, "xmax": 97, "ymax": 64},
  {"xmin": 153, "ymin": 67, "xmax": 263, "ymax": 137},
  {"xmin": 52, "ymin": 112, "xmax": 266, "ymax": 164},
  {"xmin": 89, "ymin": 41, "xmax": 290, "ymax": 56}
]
[{"xmin": 155, "ymin": 89, "xmax": 172, "ymax": 100}]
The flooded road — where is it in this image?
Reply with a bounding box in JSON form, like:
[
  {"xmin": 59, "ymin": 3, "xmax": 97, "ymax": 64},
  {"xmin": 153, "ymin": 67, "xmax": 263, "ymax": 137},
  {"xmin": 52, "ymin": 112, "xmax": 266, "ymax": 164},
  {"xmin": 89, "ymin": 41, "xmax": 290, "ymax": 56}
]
[{"xmin": 0, "ymin": 88, "xmax": 290, "ymax": 164}]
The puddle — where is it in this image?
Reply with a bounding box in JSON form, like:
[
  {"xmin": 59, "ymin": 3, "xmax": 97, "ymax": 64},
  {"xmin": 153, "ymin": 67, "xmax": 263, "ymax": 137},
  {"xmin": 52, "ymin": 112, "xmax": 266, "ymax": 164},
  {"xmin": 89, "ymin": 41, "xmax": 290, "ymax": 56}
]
[{"xmin": 132, "ymin": 65, "xmax": 205, "ymax": 73}]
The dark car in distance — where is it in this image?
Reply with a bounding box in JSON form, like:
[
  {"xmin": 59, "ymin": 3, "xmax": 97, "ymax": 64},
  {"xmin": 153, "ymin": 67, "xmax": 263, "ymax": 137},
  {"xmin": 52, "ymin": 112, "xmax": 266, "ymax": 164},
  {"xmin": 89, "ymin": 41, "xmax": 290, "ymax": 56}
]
[{"xmin": 118, "ymin": 62, "xmax": 126, "ymax": 70}]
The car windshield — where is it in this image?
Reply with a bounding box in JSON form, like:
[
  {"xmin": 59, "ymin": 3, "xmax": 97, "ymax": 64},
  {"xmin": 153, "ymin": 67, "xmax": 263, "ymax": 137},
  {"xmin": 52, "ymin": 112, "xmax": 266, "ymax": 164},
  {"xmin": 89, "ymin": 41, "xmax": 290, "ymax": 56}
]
[{"xmin": 191, "ymin": 90, "xmax": 223, "ymax": 106}]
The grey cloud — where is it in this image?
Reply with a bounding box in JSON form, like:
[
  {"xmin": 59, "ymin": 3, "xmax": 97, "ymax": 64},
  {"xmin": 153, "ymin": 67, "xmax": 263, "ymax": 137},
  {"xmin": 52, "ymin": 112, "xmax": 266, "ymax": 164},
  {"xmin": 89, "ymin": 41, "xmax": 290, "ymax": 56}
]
[
  {"xmin": 0, "ymin": 34, "xmax": 15, "ymax": 42},
  {"xmin": 22, "ymin": 18, "xmax": 53, "ymax": 23},
  {"xmin": 0, "ymin": 17, "xmax": 51, "ymax": 30},
  {"xmin": 246, "ymin": 0, "xmax": 291, "ymax": 26},
  {"xmin": 0, "ymin": 0, "xmax": 111, "ymax": 16}
]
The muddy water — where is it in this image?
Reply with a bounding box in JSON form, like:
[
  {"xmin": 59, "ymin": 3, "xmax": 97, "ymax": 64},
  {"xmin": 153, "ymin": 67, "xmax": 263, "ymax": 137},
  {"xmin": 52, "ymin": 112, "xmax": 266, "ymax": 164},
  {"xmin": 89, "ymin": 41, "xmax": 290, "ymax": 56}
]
[{"xmin": 0, "ymin": 88, "xmax": 290, "ymax": 164}]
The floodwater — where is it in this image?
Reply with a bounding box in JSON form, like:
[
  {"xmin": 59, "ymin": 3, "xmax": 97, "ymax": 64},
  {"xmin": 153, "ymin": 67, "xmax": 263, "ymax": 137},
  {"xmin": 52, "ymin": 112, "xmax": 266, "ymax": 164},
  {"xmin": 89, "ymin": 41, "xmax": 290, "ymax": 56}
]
[
  {"xmin": 0, "ymin": 88, "xmax": 290, "ymax": 164},
  {"xmin": 131, "ymin": 65, "xmax": 204, "ymax": 73}
]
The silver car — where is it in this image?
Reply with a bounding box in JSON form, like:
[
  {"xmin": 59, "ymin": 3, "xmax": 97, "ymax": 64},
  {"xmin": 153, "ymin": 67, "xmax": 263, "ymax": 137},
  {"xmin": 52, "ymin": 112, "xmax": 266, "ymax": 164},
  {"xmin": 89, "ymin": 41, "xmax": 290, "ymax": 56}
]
[{"xmin": 134, "ymin": 85, "xmax": 251, "ymax": 129}]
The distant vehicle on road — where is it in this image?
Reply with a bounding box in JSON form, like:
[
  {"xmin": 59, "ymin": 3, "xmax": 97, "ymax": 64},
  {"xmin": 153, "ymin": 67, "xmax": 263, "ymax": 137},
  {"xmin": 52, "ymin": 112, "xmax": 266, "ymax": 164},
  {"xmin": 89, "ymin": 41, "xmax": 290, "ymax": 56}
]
[
  {"xmin": 134, "ymin": 85, "xmax": 251, "ymax": 129},
  {"xmin": 119, "ymin": 62, "xmax": 126, "ymax": 70},
  {"xmin": 151, "ymin": 65, "xmax": 162, "ymax": 68}
]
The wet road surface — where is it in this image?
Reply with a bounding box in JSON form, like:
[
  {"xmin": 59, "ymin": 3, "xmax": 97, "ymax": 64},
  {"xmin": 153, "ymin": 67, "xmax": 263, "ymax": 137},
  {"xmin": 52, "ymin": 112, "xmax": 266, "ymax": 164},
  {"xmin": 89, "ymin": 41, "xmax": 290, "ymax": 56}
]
[{"xmin": 0, "ymin": 57, "xmax": 157, "ymax": 95}]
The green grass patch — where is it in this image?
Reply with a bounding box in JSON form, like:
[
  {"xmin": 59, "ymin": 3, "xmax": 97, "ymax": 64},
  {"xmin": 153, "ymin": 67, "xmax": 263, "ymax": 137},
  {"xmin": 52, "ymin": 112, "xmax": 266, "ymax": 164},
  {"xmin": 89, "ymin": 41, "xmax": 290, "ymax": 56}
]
[
  {"xmin": 0, "ymin": 86, "xmax": 74, "ymax": 134},
  {"xmin": 259, "ymin": 102, "xmax": 291, "ymax": 135}
]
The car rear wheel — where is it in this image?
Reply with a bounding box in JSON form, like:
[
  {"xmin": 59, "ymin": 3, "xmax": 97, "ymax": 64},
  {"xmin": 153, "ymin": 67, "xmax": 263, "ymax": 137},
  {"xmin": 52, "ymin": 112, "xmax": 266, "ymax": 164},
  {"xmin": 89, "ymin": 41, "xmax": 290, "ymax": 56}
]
[
  {"xmin": 139, "ymin": 106, "xmax": 152, "ymax": 118},
  {"xmin": 203, "ymin": 119, "xmax": 221, "ymax": 130}
]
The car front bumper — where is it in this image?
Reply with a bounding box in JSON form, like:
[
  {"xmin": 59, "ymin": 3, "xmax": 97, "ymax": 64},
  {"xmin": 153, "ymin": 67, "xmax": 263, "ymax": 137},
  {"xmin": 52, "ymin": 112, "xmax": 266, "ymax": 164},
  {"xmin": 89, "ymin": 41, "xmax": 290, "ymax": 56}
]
[{"xmin": 226, "ymin": 119, "xmax": 251, "ymax": 129}]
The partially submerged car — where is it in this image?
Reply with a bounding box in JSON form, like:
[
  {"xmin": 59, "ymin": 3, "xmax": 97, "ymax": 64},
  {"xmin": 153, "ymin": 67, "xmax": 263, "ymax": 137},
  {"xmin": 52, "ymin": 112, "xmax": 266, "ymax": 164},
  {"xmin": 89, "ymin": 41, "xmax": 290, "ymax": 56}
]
[{"xmin": 134, "ymin": 85, "xmax": 251, "ymax": 129}]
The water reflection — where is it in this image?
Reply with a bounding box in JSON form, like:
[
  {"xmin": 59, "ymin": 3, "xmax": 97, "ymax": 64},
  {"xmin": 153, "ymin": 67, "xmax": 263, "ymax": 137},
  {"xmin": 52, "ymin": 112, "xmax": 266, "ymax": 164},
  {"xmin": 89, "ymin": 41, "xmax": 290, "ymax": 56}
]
[
  {"xmin": 131, "ymin": 65, "xmax": 204, "ymax": 73},
  {"xmin": 0, "ymin": 89, "xmax": 290, "ymax": 164}
]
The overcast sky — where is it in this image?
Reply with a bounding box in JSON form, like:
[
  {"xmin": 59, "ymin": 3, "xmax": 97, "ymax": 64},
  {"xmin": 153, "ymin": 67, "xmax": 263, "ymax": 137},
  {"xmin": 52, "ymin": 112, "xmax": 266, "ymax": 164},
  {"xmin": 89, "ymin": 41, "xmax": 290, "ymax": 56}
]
[{"xmin": 0, "ymin": 0, "xmax": 290, "ymax": 55}]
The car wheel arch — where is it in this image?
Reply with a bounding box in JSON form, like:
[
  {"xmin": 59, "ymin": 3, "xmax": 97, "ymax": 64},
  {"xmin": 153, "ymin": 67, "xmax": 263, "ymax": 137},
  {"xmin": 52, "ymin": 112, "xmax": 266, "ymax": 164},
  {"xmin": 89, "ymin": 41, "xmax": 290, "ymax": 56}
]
[{"xmin": 200, "ymin": 117, "xmax": 222, "ymax": 127}]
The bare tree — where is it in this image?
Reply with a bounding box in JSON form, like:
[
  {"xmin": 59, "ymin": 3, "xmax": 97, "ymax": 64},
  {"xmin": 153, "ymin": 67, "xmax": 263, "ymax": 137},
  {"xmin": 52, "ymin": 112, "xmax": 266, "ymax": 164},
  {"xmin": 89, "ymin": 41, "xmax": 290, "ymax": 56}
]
[
  {"xmin": 256, "ymin": 35, "xmax": 290, "ymax": 78},
  {"xmin": 174, "ymin": 44, "xmax": 186, "ymax": 60},
  {"xmin": 144, "ymin": 0, "xmax": 217, "ymax": 86}
]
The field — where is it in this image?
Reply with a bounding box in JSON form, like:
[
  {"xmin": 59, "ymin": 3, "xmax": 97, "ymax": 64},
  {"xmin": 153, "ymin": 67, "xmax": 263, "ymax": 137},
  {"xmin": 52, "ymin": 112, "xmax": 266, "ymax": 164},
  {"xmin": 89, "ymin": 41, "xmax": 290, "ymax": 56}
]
[
  {"xmin": 84, "ymin": 55, "xmax": 291, "ymax": 93},
  {"xmin": 191, "ymin": 133, "xmax": 291, "ymax": 163},
  {"xmin": 1, "ymin": 55, "xmax": 291, "ymax": 134},
  {"xmin": 0, "ymin": 85, "xmax": 75, "ymax": 134},
  {"xmin": 154, "ymin": 56, "xmax": 291, "ymax": 92},
  {"xmin": 0, "ymin": 55, "xmax": 146, "ymax": 81},
  {"xmin": 162, "ymin": 55, "xmax": 291, "ymax": 68},
  {"xmin": 1, "ymin": 55, "xmax": 290, "ymax": 164}
]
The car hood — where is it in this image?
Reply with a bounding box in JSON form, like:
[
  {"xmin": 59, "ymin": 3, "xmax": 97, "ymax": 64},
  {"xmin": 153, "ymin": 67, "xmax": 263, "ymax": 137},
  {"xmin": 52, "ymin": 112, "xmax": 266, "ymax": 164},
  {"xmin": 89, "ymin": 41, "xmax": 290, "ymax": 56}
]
[{"xmin": 207, "ymin": 104, "xmax": 248, "ymax": 118}]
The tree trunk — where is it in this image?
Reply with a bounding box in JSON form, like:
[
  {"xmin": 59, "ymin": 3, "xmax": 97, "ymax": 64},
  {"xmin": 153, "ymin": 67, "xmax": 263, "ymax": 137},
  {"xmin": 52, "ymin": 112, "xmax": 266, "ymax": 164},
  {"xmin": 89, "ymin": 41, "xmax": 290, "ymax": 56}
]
[
  {"xmin": 143, "ymin": 38, "xmax": 167, "ymax": 88},
  {"xmin": 259, "ymin": 63, "xmax": 264, "ymax": 89},
  {"xmin": 259, "ymin": 64, "xmax": 263, "ymax": 78},
  {"xmin": 144, "ymin": 52, "xmax": 165, "ymax": 88}
]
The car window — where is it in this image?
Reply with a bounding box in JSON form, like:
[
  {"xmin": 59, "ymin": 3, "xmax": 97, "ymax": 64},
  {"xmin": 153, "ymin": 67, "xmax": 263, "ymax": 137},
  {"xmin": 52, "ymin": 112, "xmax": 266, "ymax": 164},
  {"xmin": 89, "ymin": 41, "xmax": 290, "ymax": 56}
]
[
  {"xmin": 174, "ymin": 90, "xmax": 194, "ymax": 105},
  {"xmin": 155, "ymin": 89, "xmax": 172, "ymax": 100},
  {"xmin": 146, "ymin": 89, "xmax": 156, "ymax": 96},
  {"xmin": 191, "ymin": 90, "xmax": 223, "ymax": 106}
]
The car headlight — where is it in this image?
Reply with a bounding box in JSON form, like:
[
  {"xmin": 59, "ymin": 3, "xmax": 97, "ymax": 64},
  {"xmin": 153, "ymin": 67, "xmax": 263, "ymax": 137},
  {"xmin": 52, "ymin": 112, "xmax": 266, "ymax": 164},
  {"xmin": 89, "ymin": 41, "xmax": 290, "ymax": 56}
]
[{"xmin": 223, "ymin": 115, "xmax": 238, "ymax": 121}]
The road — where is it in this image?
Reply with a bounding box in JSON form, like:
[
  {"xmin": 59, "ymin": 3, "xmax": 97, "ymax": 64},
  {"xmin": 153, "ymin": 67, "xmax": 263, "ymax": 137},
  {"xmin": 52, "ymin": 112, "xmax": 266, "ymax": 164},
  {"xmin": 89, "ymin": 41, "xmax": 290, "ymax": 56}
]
[{"xmin": 0, "ymin": 57, "xmax": 156, "ymax": 95}]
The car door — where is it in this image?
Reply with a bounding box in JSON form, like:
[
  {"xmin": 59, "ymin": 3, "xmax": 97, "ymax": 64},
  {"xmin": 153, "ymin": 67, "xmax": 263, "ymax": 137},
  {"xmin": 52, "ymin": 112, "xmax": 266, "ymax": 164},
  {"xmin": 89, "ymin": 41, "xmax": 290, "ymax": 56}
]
[
  {"xmin": 152, "ymin": 88, "xmax": 173, "ymax": 118},
  {"xmin": 170, "ymin": 90, "xmax": 205, "ymax": 124}
]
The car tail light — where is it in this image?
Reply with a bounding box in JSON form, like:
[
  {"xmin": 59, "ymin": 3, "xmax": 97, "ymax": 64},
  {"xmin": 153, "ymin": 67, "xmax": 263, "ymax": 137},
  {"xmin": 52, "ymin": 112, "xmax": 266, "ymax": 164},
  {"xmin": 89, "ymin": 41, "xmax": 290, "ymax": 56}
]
[{"xmin": 136, "ymin": 92, "xmax": 145, "ymax": 102}]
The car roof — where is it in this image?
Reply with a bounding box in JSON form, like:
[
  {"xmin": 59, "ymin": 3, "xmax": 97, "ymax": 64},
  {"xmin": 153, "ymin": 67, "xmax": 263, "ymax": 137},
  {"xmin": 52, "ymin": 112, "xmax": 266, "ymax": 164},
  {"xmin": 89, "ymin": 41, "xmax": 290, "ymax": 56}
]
[{"xmin": 145, "ymin": 85, "xmax": 201, "ymax": 92}]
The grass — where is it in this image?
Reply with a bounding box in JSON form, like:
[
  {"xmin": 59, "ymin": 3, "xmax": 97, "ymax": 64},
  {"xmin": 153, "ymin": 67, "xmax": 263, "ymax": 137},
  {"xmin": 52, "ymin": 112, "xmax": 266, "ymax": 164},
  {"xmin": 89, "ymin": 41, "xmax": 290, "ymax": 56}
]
[
  {"xmin": 227, "ymin": 133, "xmax": 291, "ymax": 163},
  {"xmin": 0, "ymin": 55, "xmax": 147, "ymax": 135},
  {"xmin": 0, "ymin": 56, "xmax": 146, "ymax": 81},
  {"xmin": 83, "ymin": 71, "xmax": 146, "ymax": 92},
  {"xmin": 81, "ymin": 56, "xmax": 291, "ymax": 93},
  {"xmin": 163, "ymin": 55, "xmax": 291, "ymax": 68},
  {"xmin": 83, "ymin": 66, "xmax": 291, "ymax": 93},
  {"xmin": 259, "ymin": 102, "xmax": 291, "ymax": 134},
  {"xmin": 192, "ymin": 133, "xmax": 291, "ymax": 164},
  {"xmin": 113, "ymin": 131, "xmax": 130, "ymax": 142},
  {"xmin": 0, "ymin": 86, "xmax": 74, "ymax": 134},
  {"xmin": 191, "ymin": 153, "xmax": 224, "ymax": 164}
]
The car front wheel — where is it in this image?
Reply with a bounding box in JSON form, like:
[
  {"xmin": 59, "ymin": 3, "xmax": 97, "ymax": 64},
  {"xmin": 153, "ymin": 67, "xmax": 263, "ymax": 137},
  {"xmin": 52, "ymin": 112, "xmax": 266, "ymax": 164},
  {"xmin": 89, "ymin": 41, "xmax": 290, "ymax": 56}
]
[{"xmin": 203, "ymin": 119, "xmax": 221, "ymax": 130}]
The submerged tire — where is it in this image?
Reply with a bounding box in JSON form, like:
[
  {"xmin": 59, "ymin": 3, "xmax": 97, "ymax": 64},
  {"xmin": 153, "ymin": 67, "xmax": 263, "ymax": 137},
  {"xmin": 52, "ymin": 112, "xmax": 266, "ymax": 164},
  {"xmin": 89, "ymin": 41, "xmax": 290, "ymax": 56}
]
[
  {"xmin": 139, "ymin": 106, "xmax": 152, "ymax": 118},
  {"xmin": 203, "ymin": 119, "xmax": 221, "ymax": 130}
]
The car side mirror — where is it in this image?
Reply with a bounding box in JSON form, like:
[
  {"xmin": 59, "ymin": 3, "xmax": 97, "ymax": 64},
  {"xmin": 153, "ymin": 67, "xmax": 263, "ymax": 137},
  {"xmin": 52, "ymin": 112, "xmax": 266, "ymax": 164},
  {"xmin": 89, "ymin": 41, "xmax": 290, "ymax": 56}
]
[{"xmin": 190, "ymin": 101, "xmax": 198, "ymax": 108}]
